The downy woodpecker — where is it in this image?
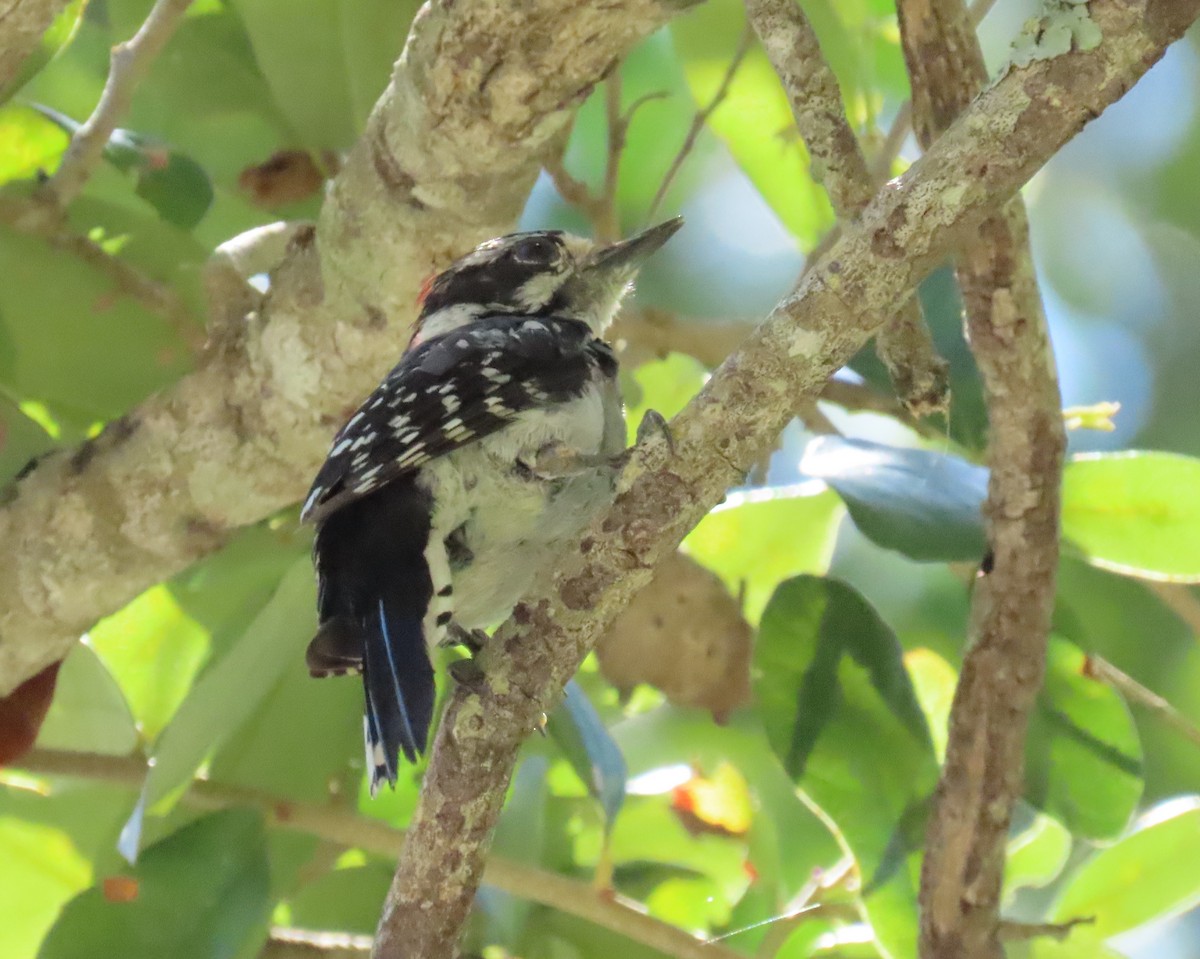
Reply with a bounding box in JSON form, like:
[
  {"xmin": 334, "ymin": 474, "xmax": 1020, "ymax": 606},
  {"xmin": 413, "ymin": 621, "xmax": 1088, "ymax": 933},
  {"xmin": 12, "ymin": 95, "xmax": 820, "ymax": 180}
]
[{"xmin": 301, "ymin": 218, "xmax": 683, "ymax": 793}]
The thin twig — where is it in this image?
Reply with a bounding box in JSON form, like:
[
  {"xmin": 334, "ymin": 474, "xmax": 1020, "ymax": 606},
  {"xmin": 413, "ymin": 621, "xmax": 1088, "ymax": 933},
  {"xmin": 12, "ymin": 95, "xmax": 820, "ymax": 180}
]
[
  {"xmin": 1085, "ymin": 654, "xmax": 1200, "ymax": 750},
  {"xmin": 746, "ymin": 0, "xmax": 948, "ymax": 416},
  {"xmin": 867, "ymin": 0, "xmax": 1002, "ymax": 182},
  {"xmin": 998, "ymin": 917, "xmax": 1094, "ymax": 942},
  {"xmin": 646, "ymin": 23, "xmax": 754, "ymax": 222},
  {"xmin": 596, "ymin": 74, "xmax": 625, "ymax": 241},
  {"xmin": 41, "ymin": 0, "xmax": 195, "ymax": 206},
  {"xmin": 0, "ymin": 193, "xmax": 202, "ymax": 352},
  {"xmin": 11, "ymin": 748, "xmax": 744, "ymax": 959},
  {"xmin": 262, "ymin": 929, "xmax": 371, "ymax": 958}
]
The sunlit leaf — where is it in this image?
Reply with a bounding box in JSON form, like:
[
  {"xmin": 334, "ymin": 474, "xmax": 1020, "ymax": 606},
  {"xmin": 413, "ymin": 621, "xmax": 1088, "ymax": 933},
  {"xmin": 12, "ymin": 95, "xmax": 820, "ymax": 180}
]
[
  {"xmin": 685, "ymin": 488, "xmax": 844, "ymax": 621},
  {"xmin": 672, "ymin": 0, "xmax": 834, "ymax": 246},
  {"xmin": 1025, "ymin": 638, "xmax": 1143, "ymax": 840},
  {"xmin": 35, "ymin": 645, "xmax": 138, "ymax": 757},
  {"xmin": 0, "ymin": 818, "xmax": 91, "ymax": 959},
  {"xmin": 1004, "ymin": 811, "xmax": 1072, "ymax": 903},
  {"xmin": 756, "ymin": 575, "xmax": 937, "ymax": 959},
  {"xmin": 40, "ymin": 810, "xmax": 270, "ymax": 959},
  {"xmin": 1062, "ymin": 452, "xmax": 1200, "ymax": 582},
  {"xmin": 0, "ymin": 105, "xmax": 68, "ymax": 183},
  {"xmin": 134, "ymin": 558, "xmax": 315, "ymax": 820},
  {"xmin": 1050, "ymin": 800, "xmax": 1200, "ymax": 937}
]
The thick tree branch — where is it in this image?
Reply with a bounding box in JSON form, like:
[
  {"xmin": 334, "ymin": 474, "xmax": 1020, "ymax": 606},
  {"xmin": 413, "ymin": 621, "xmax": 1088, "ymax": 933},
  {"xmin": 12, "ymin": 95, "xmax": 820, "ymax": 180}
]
[
  {"xmin": 13, "ymin": 748, "xmax": 741, "ymax": 959},
  {"xmin": 374, "ymin": 1, "xmax": 1200, "ymax": 956},
  {"xmin": 896, "ymin": 1, "xmax": 1066, "ymax": 957},
  {"xmin": 0, "ymin": 0, "xmax": 72, "ymax": 93},
  {"xmin": 746, "ymin": 0, "xmax": 948, "ymax": 416},
  {"xmin": 40, "ymin": 0, "xmax": 195, "ymax": 206},
  {"xmin": 0, "ymin": 0, "xmax": 695, "ymax": 698}
]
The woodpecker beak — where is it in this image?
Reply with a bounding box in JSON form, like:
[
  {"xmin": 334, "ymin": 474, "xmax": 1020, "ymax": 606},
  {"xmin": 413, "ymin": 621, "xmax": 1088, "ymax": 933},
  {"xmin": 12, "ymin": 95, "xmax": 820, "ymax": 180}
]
[{"xmin": 583, "ymin": 217, "xmax": 684, "ymax": 277}]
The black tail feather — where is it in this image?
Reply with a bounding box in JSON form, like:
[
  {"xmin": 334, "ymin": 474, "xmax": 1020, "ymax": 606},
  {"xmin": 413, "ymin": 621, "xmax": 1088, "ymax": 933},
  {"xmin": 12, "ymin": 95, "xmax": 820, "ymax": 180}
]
[{"xmin": 310, "ymin": 477, "xmax": 435, "ymax": 793}]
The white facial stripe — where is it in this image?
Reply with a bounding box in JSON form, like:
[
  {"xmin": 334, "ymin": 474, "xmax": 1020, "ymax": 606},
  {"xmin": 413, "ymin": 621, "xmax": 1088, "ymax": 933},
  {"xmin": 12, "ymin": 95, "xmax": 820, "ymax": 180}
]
[
  {"xmin": 515, "ymin": 269, "xmax": 567, "ymax": 311},
  {"xmin": 416, "ymin": 302, "xmax": 486, "ymax": 341}
]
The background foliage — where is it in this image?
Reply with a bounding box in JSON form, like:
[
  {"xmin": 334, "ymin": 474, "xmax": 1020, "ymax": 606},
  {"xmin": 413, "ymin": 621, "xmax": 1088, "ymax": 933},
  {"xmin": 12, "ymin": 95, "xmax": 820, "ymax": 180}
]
[{"xmin": 3, "ymin": 1, "xmax": 1200, "ymax": 957}]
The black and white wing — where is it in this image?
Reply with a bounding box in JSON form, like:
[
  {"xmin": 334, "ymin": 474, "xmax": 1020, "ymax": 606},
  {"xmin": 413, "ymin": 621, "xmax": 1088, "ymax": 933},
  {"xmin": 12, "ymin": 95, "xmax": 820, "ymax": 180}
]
[{"xmin": 301, "ymin": 315, "xmax": 616, "ymax": 525}]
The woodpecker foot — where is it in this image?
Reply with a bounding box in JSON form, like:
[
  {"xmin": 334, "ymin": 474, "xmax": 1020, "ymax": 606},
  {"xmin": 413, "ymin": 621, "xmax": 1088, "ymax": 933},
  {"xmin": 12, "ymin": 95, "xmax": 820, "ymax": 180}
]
[
  {"xmin": 635, "ymin": 408, "xmax": 674, "ymax": 455},
  {"xmin": 516, "ymin": 443, "xmax": 617, "ymax": 481},
  {"xmin": 442, "ymin": 622, "xmax": 489, "ymax": 653},
  {"xmin": 449, "ymin": 657, "xmax": 486, "ymax": 688}
]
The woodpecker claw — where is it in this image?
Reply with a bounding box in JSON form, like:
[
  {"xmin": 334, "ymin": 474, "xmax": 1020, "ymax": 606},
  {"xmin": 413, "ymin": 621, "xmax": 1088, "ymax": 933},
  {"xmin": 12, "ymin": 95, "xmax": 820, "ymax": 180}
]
[
  {"xmin": 442, "ymin": 622, "xmax": 489, "ymax": 653},
  {"xmin": 636, "ymin": 408, "xmax": 674, "ymax": 455},
  {"xmin": 449, "ymin": 658, "xmax": 486, "ymax": 688}
]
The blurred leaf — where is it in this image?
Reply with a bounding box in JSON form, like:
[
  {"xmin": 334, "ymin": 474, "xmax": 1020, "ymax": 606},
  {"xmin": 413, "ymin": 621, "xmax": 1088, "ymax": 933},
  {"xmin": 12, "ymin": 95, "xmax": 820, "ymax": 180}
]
[
  {"xmin": 0, "ymin": 105, "xmax": 68, "ymax": 183},
  {"xmin": 1029, "ymin": 932, "xmax": 1126, "ymax": 959},
  {"xmin": 132, "ymin": 148, "xmax": 214, "ymax": 229},
  {"xmin": 800, "ymin": 435, "xmax": 988, "ymax": 562},
  {"xmin": 624, "ymin": 352, "xmax": 708, "ymax": 446},
  {"xmin": 564, "ymin": 34, "xmax": 704, "ymax": 223},
  {"xmin": 1025, "ymin": 638, "xmax": 1143, "ymax": 840},
  {"xmin": 482, "ymin": 757, "xmax": 551, "ymax": 945},
  {"xmin": 904, "ymin": 648, "xmax": 956, "ymax": 763},
  {"xmin": 672, "ymin": 0, "xmax": 834, "ymax": 246},
  {"xmin": 134, "ymin": 558, "xmax": 314, "ymax": 818},
  {"xmin": 40, "ymin": 809, "xmax": 270, "ymax": 959},
  {"xmin": 0, "ymin": 0, "xmax": 85, "ymax": 105},
  {"xmin": 0, "ymin": 394, "xmax": 56, "ymax": 486},
  {"xmin": 88, "ymin": 587, "xmax": 210, "ymax": 743},
  {"xmin": 35, "ymin": 645, "xmax": 137, "ymax": 756},
  {"xmin": 0, "ymin": 223, "xmax": 189, "ymax": 421},
  {"xmin": 1004, "ymin": 812, "xmax": 1072, "ymax": 903},
  {"xmin": 613, "ymin": 706, "xmax": 841, "ymax": 898},
  {"xmin": 0, "ymin": 817, "xmax": 91, "ymax": 959},
  {"xmin": 1050, "ymin": 800, "xmax": 1200, "ymax": 937},
  {"xmin": 287, "ymin": 862, "xmax": 393, "ymax": 936},
  {"xmin": 685, "ymin": 488, "xmax": 844, "ymax": 621},
  {"xmin": 549, "ymin": 681, "xmax": 627, "ymax": 831},
  {"xmin": 1062, "ymin": 452, "xmax": 1200, "ymax": 582},
  {"xmin": 226, "ymin": 0, "xmax": 417, "ymax": 148},
  {"xmin": 756, "ymin": 575, "xmax": 938, "ymax": 959}
]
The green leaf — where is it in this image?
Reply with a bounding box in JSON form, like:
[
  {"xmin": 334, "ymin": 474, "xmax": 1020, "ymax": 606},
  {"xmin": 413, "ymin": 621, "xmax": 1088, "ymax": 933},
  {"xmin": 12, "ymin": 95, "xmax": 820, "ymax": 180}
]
[
  {"xmin": 0, "ymin": 394, "xmax": 56, "ymax": 487},
  {"xmin": 40, "ymin": 809, "xmax": 270, "ymax": 959},
  {"xmin": 549, "ymin": 681, "xmax": 627, "ymax": 831},
  {"xmin": 1062, "ymin": 452, "xmax": 1200, "ymax": 582},
  {"xmin": 1050, "ymin": 800, "xmax": 1200, "ymax": 937},
  {"xmin": 1025, "ymin": 638, "xmax": 1143, "ymax": 840},
  {"xmin": 1004, "ymin": 812, "xmax": 1072, "ymax": 903},
  {"xmin": 800, "ymin": 436, "xmax": 988, "ymax": 562},
  {"xmin": 131, "ymin": 148, "xmax": 214, "ymax": 230},
  {"xmin": 672, "ymin": 0, "xmax": 834, "ymax": 246},
  {"xmin": 88, "ymin": 587, "xmax": 210, "ymax": 743},
  {"xmin": 0, "ymin": 105, "xmax": 69, "ymax": 184},
  {"xmin": 34, "ymin": 643, "xmax": 138, "ymax": 756},
  {"xmin": 135, "ymin": 558, "xmax": 315, "ymax": 817},
  {"xmin": 0, "ymin": 221, "xmax": 189, "ymax": 422},
  {"xmin": 286, "ymin": 862, "xmax": 394, "ymax": 935},
  {"xmin": 226, "ymin": 0, "xmax": 418, "ymax": 148},
  {"xmin": 904, "ymin": 648, "xmax": 956, "ymax": 763},
  {"xmin": 756, "ymin": 576, "xmax": 938, "ymax": 959},
  {"xmin": 0, "ymin": 818, "xmax": 91, "ymax": 959},
  {"xmin": 685, "ymin": 488, "xmax": 844, "ymax": 621}
]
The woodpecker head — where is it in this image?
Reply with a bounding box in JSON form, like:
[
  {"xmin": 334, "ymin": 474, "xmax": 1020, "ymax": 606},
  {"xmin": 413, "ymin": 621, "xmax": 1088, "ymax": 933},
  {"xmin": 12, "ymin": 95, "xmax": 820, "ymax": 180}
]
[{"xmin": 415, "ymin": 217, "xmax": 683, "ymax": 343}]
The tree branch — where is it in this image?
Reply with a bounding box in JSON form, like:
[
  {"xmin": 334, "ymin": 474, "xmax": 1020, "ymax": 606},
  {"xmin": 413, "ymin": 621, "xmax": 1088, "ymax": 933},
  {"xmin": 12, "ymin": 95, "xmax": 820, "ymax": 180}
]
[
  {"xmin": 374, "ymin": 1, "xmax": 1200, "ymax": 955},
  {"xmin": 0, "ymin": 0, "xmax": 73, "ymax": 93},
  {"xmin": 745, "ymin": 0, "xmax": 948, "ymax": 416},
  {"xmin": 0, "ymin": 0, "xmax": 696, "ymax": 699},
  {"xmin": 40, "ymin": 0, "xmax": 195, "ymax": 207},
  {"xmin": 13, "ymin": 748, "xmax": 742, "ymax": 959},
  {"xmin": 895, "ymin": 2, "xmax": 1066, "ymax": 957}
]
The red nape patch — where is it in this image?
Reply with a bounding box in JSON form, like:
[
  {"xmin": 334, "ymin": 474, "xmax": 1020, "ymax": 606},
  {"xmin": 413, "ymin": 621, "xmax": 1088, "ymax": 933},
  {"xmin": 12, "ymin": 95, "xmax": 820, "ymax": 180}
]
[{"xmin": 417, "ymin": 271, "xmax": 437, "ymax": 306}]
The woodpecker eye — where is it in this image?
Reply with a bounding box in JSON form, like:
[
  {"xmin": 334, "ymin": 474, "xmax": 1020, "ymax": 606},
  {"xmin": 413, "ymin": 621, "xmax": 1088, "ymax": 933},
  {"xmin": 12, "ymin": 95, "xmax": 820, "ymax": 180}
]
[{"xmin": 510, "ymin": 236, "xmax": 558, "ymax": 265}]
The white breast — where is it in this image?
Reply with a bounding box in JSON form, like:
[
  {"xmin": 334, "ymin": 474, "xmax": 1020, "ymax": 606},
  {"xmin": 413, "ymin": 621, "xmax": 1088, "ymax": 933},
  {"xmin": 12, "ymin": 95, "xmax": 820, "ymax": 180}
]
[{"xmin": 421, "ymin": 381, "xmax": 625, "ymax": 628}]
